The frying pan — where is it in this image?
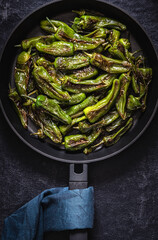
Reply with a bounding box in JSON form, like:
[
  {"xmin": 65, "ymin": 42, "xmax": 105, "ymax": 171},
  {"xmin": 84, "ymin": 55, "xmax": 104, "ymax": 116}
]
[{"xmin": 0, "ymin": 0, "xmax": 158, "ymax": 239}]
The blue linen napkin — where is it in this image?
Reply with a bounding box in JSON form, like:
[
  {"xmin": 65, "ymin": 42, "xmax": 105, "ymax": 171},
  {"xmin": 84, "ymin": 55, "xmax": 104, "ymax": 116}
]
[{"xmin": 2, "ymin": 186, "xmax": 94, "ymax": 240}]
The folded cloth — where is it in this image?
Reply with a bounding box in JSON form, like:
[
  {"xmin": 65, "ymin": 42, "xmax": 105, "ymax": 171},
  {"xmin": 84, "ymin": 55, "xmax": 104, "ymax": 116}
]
[{"xmin": 2, "ymin": 187, "xmax": 94, "ymax": 240}]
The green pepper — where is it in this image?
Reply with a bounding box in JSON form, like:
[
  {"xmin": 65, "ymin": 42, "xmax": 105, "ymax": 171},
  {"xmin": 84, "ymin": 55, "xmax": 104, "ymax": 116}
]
[
  {"xmin": 36, "ymin": 41, "xmax": 74, "ymax": 56},
  {"xmin": 54, "ymin": 53, "xmax": 90, "ymax": 70},
  {"xmin": 72, "ymin": 15, "xmax": 126, "ymax": 32},
  {"xmin": 55, "ymin": 25, "xmax": 105, "ymax": 51},
  {"xmin": 20, "ymin": 35, "xmax": 56, "ymax": 50},
  {"xmin": 9, "ymin": 88, "xmax": 27, "ymax": 129},
  {"xmin": 32, "ymin": 65, "xmax": 70, "ymax": 101},
  {"xmin": 106, "ymin": 115, "xmax": 131, "ymax": 132},
  {"xmin": 84, "ymin": 79, "xmax": 120, "ymax": 123},
  {"xmin": 59, "ymin": 115, "xmax": 86, "ymax": 135},
  {"xmin": 66, "ymin": 96, "xmax": 96, "ymax": 116},
  {"xmin": 116, "ymin": 73, "xmax": 131, "ymax": 120},
  {"xmin": 64, "ymin": 128, "xmax": 101, "ymax": 151},
  {"xmin": 57, "ymin": 93, "xmax": 86, "ymax": 106},
  {"xmin": 126, "ymin": 95, "xmax": 141, "ymax": 111},
  {"xmin": 40, "ymin": 19, "xmax": 69, "ymax": 33},
  {"xmin": 77, "ymin": 110, "xmax": 119, "ymax": 133},
  {"xmin": 62, "ymin": 73, "xmax": 117, "ymax": 93},
  {"xmin": 15, "ymin": 49, "xmax": 31, "ymax": 97},
  {"xmin": 69, "ymin": 66, "xmax": 98, "ymax": 80},
  {"xmin": 84, "ymin": 117, "xmax": 133, "ymax": 154},
  {"xmin": 86, "ymin": 52, "xmax": 131, "ymax": 73},
  {"xmin": 85, "ymin": 28, "xmax": 109, "ymax": 38},
  {"xmin": 131, "ymin": 72, "xmax": 139, "ymax": 94},
  {"xmin": 35, "ymin": 95, "xmax": 72, "ymax": 124},
  {"xmin": 108, "ymin": 29, "xmax": 121, "ymax": 45}
]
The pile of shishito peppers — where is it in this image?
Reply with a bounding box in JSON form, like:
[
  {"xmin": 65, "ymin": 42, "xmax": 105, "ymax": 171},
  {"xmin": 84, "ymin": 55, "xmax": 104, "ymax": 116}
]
[{"xmin": 9, "ymin": 10, "xmax": 152, "ymax": 154}]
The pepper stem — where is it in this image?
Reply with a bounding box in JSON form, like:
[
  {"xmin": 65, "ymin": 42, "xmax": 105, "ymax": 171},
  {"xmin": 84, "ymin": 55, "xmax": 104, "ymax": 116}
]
[
  {"xmin": 14, "ymin": 44, "xmax": 21, "ymax": 48},
  {"xmin": 21, "ymin": 95, "xmax": 36, "ymax": 102},
  {"xmin": 46, "ymin": 17, "xmax": 58, "ymax": 32}
]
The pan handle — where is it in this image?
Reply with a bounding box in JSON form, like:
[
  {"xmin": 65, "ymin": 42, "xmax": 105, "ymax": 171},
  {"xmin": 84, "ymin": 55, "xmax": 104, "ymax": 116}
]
[{"xmin": 69, "ymin": 163, "xmax": 88, "ymax": 240}]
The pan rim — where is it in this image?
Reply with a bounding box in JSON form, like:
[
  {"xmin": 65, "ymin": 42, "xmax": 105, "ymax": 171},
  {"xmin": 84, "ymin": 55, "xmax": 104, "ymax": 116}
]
[{"xmin": 0, "ymin": 0, "xmax": 158, "ymax": 164}]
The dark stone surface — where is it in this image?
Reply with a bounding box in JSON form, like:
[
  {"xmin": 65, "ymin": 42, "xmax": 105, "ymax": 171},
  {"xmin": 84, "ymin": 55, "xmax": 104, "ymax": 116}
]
[{"xmin": 0, "ymin": 0, "xmax": 158, "ymax": 239}]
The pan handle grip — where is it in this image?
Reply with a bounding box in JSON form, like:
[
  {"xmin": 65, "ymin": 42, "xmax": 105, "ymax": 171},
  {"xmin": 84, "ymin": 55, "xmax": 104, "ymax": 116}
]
[{"xmin": 69, "ymin": 163, "xmax": 88, "ymax": 240}]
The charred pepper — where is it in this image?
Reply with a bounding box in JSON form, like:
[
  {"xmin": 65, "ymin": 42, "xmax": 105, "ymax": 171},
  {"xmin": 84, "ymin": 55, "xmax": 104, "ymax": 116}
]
[{"xmin": 84, "ymin": 78, "xmax": 120, "ymax": 123}]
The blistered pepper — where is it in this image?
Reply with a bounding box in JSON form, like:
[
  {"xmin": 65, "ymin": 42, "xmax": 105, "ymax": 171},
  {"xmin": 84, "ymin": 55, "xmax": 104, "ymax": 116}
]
[
  {"xmin": 116, "ymin": 73, "xmax": 131, "ymax": 120},
  {"xmin": 55, "ymin": 25, "xmax": 105, "ymax": 51},
  {"xmin": 32, "ymin": 65, "xmax": 70, "ymax": 100},
  {"xmin": 9, "ymin": 88, "xmax": 27, "ymax": 129},
  {"xmin": 34, "ymin": 95, "xmax": 72, "ymax": 124},
  {"xmin": 64, "ymin": 128, "xmax": 101, "ymax": 151},
  {"xmin": 84, "ymin": 79, "xmax": 120, "ymax": 123},
  {"xmin": 72, "ymin": 15, "xmax": 126, "ymax": 32},
  {"xmin": 85, "ymin": 28, "xmax": 109, "ymax": 38},
  {"xmin": 69, "ymin": 66, "xmax": 98, "ymax": 80},
  {"xmin": 77, "ymin": 110, "xmax": 119, "ymax": 133},
  {"xmin": 36, "ymin": 41, "xmax": 74, "ymax": 56},
  {"xmin": 59, "ymin": 115, "xmax": 86, "ymax": 135},
  {"xmin": 86, "ymin": 52, "xmax": 131, "ymax": 73},
  {"xmin": 66, "ymin": 96, "xmax": 96, "ymax": 116},
  {"xmin": 62, "ymin": 73, "xmax": 117, "ymax": 93},
  {"xmin": 54, "ymin": 53, "xmax": 90, "ymax": 70},
  {"xmin": 40, "ymin": 19, "xmax": 69, "ymax": 33},
  {"xmin": 15, "ymin": 49, "xmax": 31, "ymax": 97},
  {"xmin": 126, "ymin": 95, "xmax": 141, "ymax": 111},
  {"xmin": 84, "ymin": 117, "xmax": 133, "ymax": 154},
  {"xmin": 19, "ymin": 35, "xmax": 56, "ymax": 50}
]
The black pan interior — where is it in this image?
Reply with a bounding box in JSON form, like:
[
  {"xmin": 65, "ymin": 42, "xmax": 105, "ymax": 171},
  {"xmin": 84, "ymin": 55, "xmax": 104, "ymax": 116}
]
[{"xmin": 0, "ymin": 0, "xmax": 158, "ymax": 163}]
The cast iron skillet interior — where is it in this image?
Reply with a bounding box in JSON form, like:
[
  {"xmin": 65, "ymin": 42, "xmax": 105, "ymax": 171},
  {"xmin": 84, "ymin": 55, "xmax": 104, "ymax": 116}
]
[{"xmin": 0, "ymin": 0, "xmax": 158, "ymax": 163}]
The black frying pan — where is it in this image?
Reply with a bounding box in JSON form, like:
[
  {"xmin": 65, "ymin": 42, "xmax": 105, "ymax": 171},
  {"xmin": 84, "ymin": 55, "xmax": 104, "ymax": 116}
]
[{"xmin": 0, "ymin": 0, "xmax": 158, "ymax": 239}]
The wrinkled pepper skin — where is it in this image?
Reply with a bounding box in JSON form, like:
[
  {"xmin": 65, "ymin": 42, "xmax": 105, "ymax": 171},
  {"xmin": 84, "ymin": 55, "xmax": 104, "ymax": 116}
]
[
  {"xmin": 106, "ymin": 117, "xmax": 125, "ymax": 132},
  {"xmin": 40, "ymin": 19, "xmax": 69, "ymax": 33},
  {"xmin": 59, "ymin": 115, "xmax": 86, "ymax": 135},
  {"xmin": 55, "ymin": 25, "xmax": 105, "ymax": 51},
  {"xmin": 116, "ymin": 73, "xmax": 131, "ymax": 120},
  {"xmin": 62, "ymin": 73, "xmax": 117, "ymax": 93},
  {"xmin": 72, "ymin": 15, "xmax": 126, "ymax": 32},
  {"xmin": 15, "ymin": 50, "xmax": 31, "ymax": 97},
  {"xmin": 64, "ymin": 128, "xmax": 101, "ymax": 151},
  {"xmin": 32, "ymin": 65, "xmax": 70, "ymax": 101},
  {"xmin": 36, "ymin": 41, "xmax": 74, "ymax": 56},
  {"xmin": 85, "ymin": 28, "xmax": 109, "ymax": 38},
  {"xmin": 54, "ymin": 54, "xmax": 90, "ymax": 70},
  {"xmin": 108, "ymin": 29, "xmax": 120, "ymax": 45},
  {"xmin": 57, "ymin": 93, "xmax": 86, "ymax": 106},
  {"xmin": 69, "ymin": 66, "xmax": 98, "ymax": 80},
  {"xmin": 21, "ymin": 35, "xmax": 56, "ymax": 50},
  {"xmin": 66, "ymin": 96, "xmax": 96, "ymax": 116},
  {"xmin": 88, "ymin": 52, "xmax": 131, "ymax": 73},
  {"xmin": 127, "ymin": 95, "xmax": 141, "ymax": 111},
  {"xmin": 36, "ymin": 57, "xmax": 56, "ymax": 78},
  {"xmin": 78, "ymin": 110, "xmax": 119, "ymax": 133},
  {"xmin": 35, "ymin": 95, "xmax": 72, "ymax": 124},
  {"xmin": 37, "ymin": 111, "xmax": 62, "ymax": 143},
  {"xmin": 84, "ymin": 79, "xmax": 120, "ymax": 123},
  {"xmin": 131, "ymin": 72, "xmax": 139, "ymax": 94},
  {"xmin": 9, "ymin": 88, "xmax": 27, "ymax": 129}
]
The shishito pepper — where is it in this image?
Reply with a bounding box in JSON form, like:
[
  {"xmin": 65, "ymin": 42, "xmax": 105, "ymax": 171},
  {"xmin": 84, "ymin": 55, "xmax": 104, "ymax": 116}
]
[
  {"xmin": 84, "ymin": 117, "xmax": 133, "ymax": 154},
  {"xmin": 64, "ymin": 128, "xmax": 101, "ymax": 151},
  {"xmin": 86, "ymin": 52, "xmax": 131, "ymax": 73},
  {"xmin": 9, "ymin": 88, "xmax": 27, "ymax": 129},
  {"xmin": 77, "ymin": 110, "xmax": 119, "ymax": 133},
  {"xmin": 126, "ymin": 95, "xmax": 141, "ymax": 111},
  {"xmin": 36, "ymin": 41, "xmax": 74, "ymax": 56},
  {"xmin": 108, "ymin": 29, "xmax": 120, "ymax": 45},
  {"xmin": 59, "ymin": 115, "xmax": 86, "ymax": 135},
  {"xmin": 55, "ymin": 25, "xmax": 105, "ymax": 51},
  {"xmin": 84, "ymin": 79, "xmax": 120, "ymax": 123},
  {"xmin": 15, "ymin": 49, "xmax": 31, "ymax": 97},
  {"xmin": 116, "ymin": 73, "xmax": 131, "ymax": 120},
  {"xmin": 34, "ymin": 95, "xmax": 72, "ymax": 124},
  {"xmin": 69, "ymin": 66, "xmax": 98, "ymax": 80},
  {"xmin": 32, "ymin": 65, "xmax": 70, "ymax": 100},
  {"xmin": 66, "ymin": 96, "xmax": 96, "ymax": 116},
  {"xmin": 85, "ymin": 28, "xmax": 109, "ymax": 38},
  {"xmin": 40, "ymin": 19, "xmax": 69, "ymax": 33},
  {"xmin": 20, "ymin": 35, "xmax": 56, "ymax": 50},
  {"xmin": 72, "ymin": 15, "xmax": 126, "ymax": 32},
  {"xmin": 62, "ymin": 73, "xmax": 117, "ymax": 93},
  {"xmin": 54, "ymin": 53, "xmax": 90, "ymax": 70}
]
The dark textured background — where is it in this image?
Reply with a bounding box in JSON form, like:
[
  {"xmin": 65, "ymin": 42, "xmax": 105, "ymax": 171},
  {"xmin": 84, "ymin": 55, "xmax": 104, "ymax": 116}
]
[{"xmin": 0, "ymin": 0, "xmax": 158, "ymax": 239}]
